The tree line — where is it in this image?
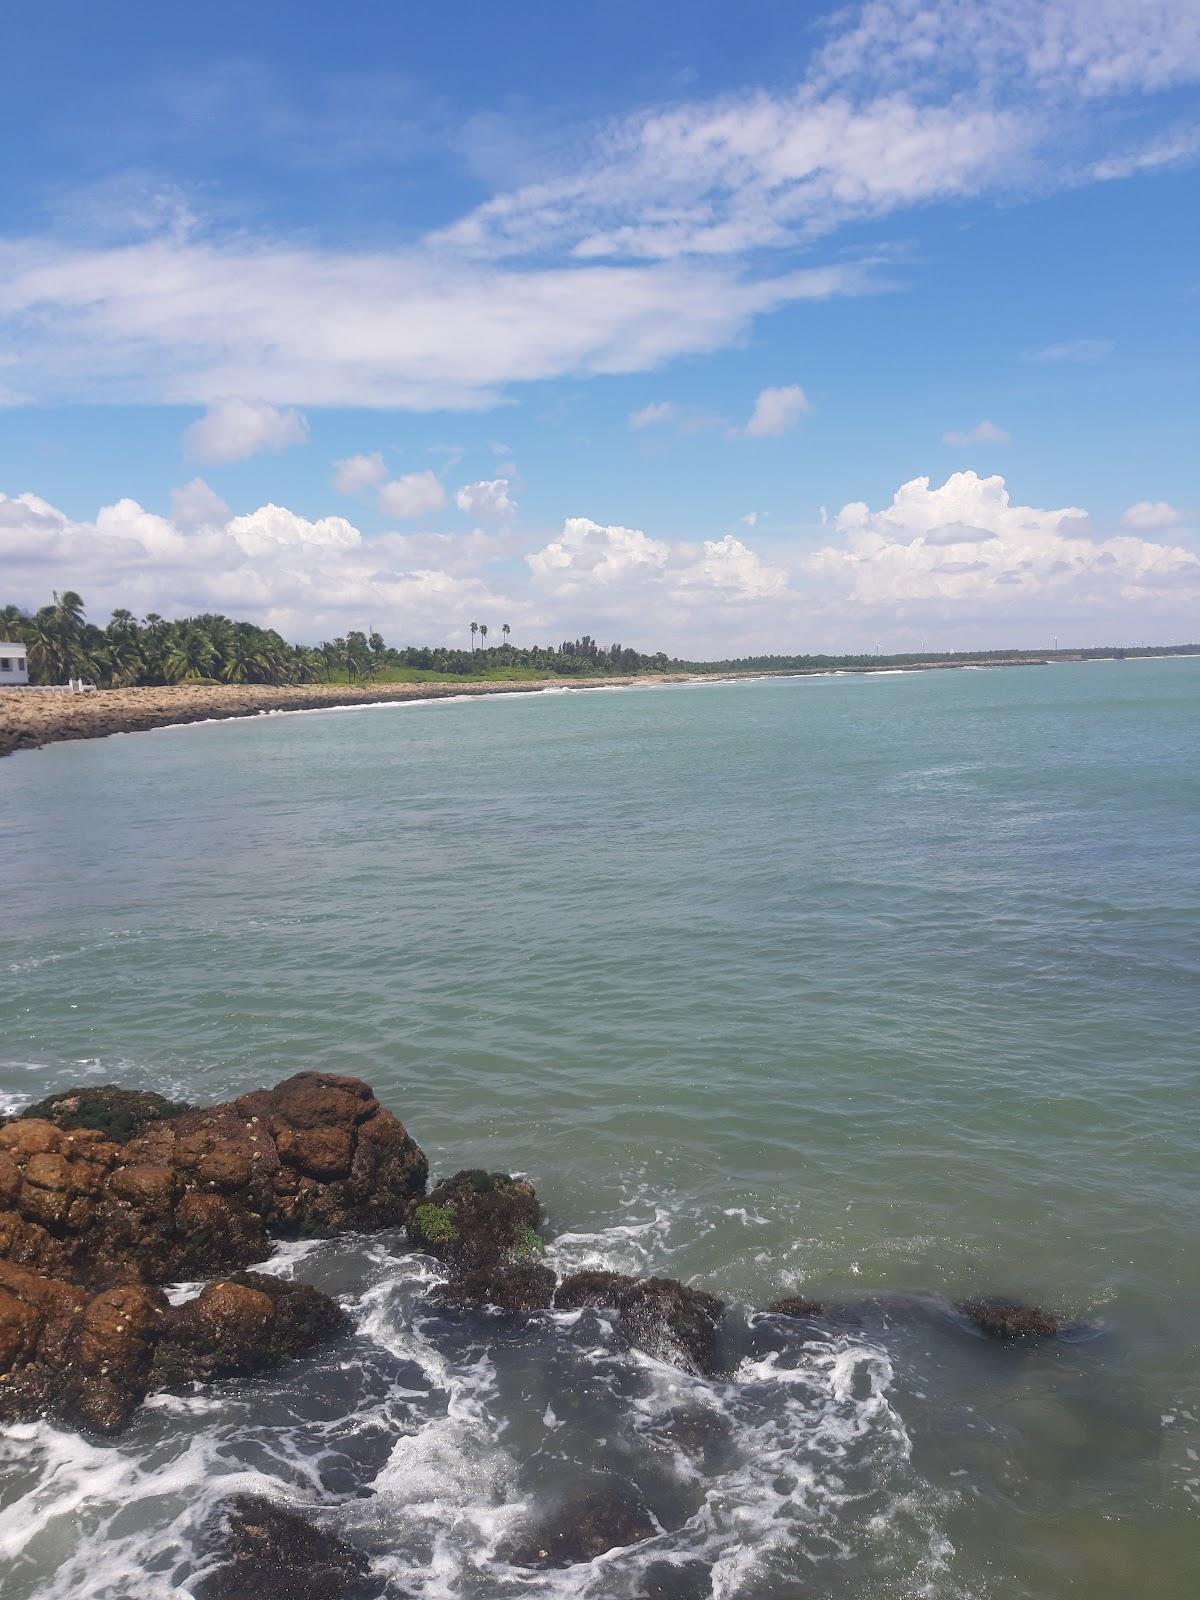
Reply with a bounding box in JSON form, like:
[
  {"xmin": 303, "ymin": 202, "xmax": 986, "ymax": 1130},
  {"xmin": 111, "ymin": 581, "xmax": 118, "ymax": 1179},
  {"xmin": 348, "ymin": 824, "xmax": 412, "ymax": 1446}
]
[{"xmin": 0, "ymin": 593, "xmax": 678, "ymax": 687}]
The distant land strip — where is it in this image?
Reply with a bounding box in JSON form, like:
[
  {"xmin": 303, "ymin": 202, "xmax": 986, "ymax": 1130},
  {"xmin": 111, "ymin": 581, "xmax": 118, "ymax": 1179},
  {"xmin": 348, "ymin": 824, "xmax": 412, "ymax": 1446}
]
[{"xmin": 4, "ymin": 651, "xmax": 1190, "ymax": 759}]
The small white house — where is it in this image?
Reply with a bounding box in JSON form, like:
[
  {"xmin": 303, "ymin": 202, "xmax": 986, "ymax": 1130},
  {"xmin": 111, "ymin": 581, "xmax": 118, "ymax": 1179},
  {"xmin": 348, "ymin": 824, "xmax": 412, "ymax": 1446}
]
[{"xmin": 0, "ymin": 644, "xmax": 29, "ymax": 685}]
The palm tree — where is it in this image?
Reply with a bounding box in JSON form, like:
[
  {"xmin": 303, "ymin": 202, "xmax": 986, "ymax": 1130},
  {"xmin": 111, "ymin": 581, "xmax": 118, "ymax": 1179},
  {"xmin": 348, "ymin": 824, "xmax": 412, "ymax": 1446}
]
[
  {"xmin": 470, "ymin": 621, "xmax": 478, "ymax": 651},
  {"xmin": 502, "ymin": 623, "xmax": 511, "ymax": 650},
  {"xmin": 164, "ymin": 629, "xmax": 217, "ymax": 681},
  {"xmin": 53, "ymin": 590, "xmax": 86, "ymax": 630},
  {"xmin": 479, "ymin": 624, "xmax": 488, "ymax": 648}
]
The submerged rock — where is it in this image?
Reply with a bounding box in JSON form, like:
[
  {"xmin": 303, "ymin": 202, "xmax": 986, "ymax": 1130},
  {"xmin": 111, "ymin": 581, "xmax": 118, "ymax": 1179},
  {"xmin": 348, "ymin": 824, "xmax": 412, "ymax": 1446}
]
[
  {"xmin": 430, "ymin": 1261, "xmax": 557, "ymax": 1314},
  {"xmin": 764, "ymin": 1296, "xmax": 826, "ymax": 1318},
  {"xmin": 20, "ymin": 1085, "xmax": 192, "ymax": 1144},
  {"xmin": 637, "ymin": 1559, "xmax": 713, "ymax": 1599},
  {"xmin": 959, "ymin": 1297, "xmax": 1062, "ymax": 1341},
  {"xmin": 504, "ymin": 1477, "xmax": 658, "ymax": 1568},
  {"xmin": 554, "ymin": 1271, "xmax": 727, "ymax": 1378},
  {"xmin": 406, "ymin": 1168, "xmax": 541, "ymax": 1271},
  {"xmin": 195, "ymin": 1494, "xmax": 383, "ymax": 1600}
]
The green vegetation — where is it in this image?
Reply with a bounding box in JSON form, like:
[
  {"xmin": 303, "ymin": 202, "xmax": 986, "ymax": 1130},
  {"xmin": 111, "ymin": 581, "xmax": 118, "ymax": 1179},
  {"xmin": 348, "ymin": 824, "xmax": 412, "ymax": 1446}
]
[
  {"xmin": 1, "ymin": 591, "xmax": 677, "ymax": 688},
  {"xmin": 514, "ymin": 1223, "xmax": 545, "ymax": 1260},
  {"xmin": 3, "ymin": 589, "xmax": 1196, "ymax": 689},
  {"xmin": 411, "ymin": 1202, "xmax": 459, "ymax": 1244}
]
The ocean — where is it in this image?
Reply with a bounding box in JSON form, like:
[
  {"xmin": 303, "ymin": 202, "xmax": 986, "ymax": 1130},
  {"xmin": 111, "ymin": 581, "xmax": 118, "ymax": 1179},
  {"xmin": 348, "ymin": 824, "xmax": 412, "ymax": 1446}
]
[{"xmin": 1, "ymin": 660, "xmax": 1197, "ymax": 1598}]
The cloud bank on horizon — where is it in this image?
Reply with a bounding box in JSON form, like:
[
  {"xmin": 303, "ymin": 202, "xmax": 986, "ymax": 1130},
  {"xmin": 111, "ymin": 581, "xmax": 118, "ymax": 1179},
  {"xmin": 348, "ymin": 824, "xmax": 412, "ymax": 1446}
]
[
  {"xmin": 3, "ymin": 471, "xmax": 1197, "ymax": 655},
  {"xmin": 1, "ymin": 0, "xmax": 1198, "ymax": 651}
]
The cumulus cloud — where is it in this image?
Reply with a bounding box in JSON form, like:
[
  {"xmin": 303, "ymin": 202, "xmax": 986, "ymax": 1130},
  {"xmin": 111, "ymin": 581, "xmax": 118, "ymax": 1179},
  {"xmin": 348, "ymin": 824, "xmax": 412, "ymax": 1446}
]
[
  {"xmin": 741, "ymin": 386, "xmax": 811, "ymax": 438},
  {"xmin": 0, "ymin": 487, "xmax": 517, "ymax": 644},
  {"xmin": 455, "ymin": 478, "xmax": 517, "ymax": 520},
  {"xmin": 183, "ymin": 398, "xmax": 309, "ymax": 464},
  {"xmin": 942, "ymin": 419, "xmax": 1010, "ymax": 446},
  {"xmin": 334, "ymin": 452, "xmax": 386, "ymax": 494},
  {"xmin": 1122, "ymin": 500, "xmax": 1184, "ymax": 530},
  {"xmin": 1025, "ymin": 338, "xmax": 1114, "ymax": 364},
  {"xmin": 526, "ymin": 516, "xmax": 787, "ymax": 607},
  {"xmin": 807, "ymin": 472, "xmax": 1200, "ymax": 619},
  {"xmin": 377, "ymin": 471, "xmax": 447, "ymax": 519}
]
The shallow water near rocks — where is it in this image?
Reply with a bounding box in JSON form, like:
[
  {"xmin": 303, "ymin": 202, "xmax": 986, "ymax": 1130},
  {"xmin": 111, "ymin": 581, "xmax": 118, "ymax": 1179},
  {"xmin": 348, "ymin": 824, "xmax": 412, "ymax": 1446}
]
[{"xmin": 1, "ymin": 662, "xmax": 1198, "ymax": 1598}]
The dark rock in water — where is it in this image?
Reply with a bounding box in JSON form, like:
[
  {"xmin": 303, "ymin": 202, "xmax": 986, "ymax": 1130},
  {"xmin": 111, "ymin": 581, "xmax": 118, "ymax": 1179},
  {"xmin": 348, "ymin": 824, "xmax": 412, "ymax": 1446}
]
[
  {"xmin": 0, "ymin": 1072, "xmax": 428, "ymax": 1288},
  {"xmin": 431, "ymin": 1261, "xmax": 556, "ymax": 1313},
  {"xmin": 959, "ymin": 1297, "xmax": 1061, "ymax": 1340},
  {"xmin": 637, "ymin": 1558, "xmax": 713, "ymax": 1599},
  {"xmin": 553, "ymin": 1269, "xmax": 638, "ymax": 1310},
  {"xmin": 659, "ymin": 1406, "xmax": 736, "ymax": 1472},
  {"xmin": 406, "ymin": 1168, "xmax": 541, "ymax": 1271},
  {"xmin": 765, "ymin": 1295, "xmax": 826, "ymax": 1318},
  {"xmin": 618, "ymin": 1277, "xmax": 726, "ymax": 1378},
  {"xmin": 504, "ymin": 1477, "xmax": 658, "ymax": 1568},
  {"xmin": 19, "ymin": 1086, "xmax": 192, "ymax": 1144},
  {"xmin": 554, "ymin": 1271, "xmax": 726, "ymax": 1376},
  {"xmin": 0, "ymin": 1261, "xmax": 345, "ymax": 1434},
  {"xmin": 195, "ymin": 1494, "xmax": 383, "ymax": 1600},
  {"xmin": 155, "ymin": 1271, "xmax": 349, "ymax": 1384}
]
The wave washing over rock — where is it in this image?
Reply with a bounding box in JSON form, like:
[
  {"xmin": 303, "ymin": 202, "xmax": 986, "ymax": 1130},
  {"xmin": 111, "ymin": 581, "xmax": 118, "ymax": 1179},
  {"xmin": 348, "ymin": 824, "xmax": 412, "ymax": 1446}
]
[{"xmin": 0, "ymin": 1074, "xmax": 1077, "ymax": 1598}]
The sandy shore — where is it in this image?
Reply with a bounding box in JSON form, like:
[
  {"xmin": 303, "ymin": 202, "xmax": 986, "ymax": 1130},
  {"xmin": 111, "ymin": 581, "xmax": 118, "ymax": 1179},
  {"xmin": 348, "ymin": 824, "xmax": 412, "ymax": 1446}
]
[
  {"xmin": 0, "ymin": 676, "xmax": 707, "ymax": 759},
  {"xmin": 0, "ymin": 658, "xmax": 1054, "ymax": 760}
]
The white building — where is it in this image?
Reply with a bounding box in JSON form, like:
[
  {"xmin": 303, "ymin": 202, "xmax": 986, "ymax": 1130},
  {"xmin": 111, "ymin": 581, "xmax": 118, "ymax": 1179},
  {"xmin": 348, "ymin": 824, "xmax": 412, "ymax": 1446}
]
[{"xmin": 0, "ymin": 643, "xmax": 30, "ymax": 685}]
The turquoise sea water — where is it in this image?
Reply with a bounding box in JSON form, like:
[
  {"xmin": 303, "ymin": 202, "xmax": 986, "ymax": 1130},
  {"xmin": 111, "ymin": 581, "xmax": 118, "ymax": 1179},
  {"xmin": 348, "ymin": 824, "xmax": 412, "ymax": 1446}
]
[{"xmin": 1, "ymin": 661, "xmax": 1197, "ymax": 1598}]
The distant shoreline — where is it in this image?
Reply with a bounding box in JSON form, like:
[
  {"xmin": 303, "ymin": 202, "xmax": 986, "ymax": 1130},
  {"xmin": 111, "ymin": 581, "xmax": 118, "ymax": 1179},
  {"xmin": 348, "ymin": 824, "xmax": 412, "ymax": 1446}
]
[{"xmin": 0, "ymin": 653, "xmax": 1125, "ymax": 759}]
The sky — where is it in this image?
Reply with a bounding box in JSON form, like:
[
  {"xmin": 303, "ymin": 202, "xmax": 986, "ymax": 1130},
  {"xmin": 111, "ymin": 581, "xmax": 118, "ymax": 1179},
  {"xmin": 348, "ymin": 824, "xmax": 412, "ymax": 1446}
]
[{"xmin": 2, "ymin": 0, "xmax": 1199, "ymax": 656}]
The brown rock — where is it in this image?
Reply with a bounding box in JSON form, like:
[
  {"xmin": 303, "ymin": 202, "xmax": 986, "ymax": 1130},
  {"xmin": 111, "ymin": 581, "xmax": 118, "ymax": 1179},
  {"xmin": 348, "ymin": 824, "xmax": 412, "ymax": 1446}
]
[
  {"xmin": 553, "ymin": 1272, "xmax": 726, "ymax": 1377},
  {"xmin": 432, "ymin": 1262, "xmax": 557, "ymax": 1314},
  {"xmin": 19, "ymin": 1086, "xmax": 191, "ymax": 1144},
  {"xmin": 156, "ymin": 1272, "xmax": 349, "ymax": 1385},
  {"xmin": 504, "ymin": 1478, "xmax": 657, "ymax": 1568},
  {"xmin": 764, "ymin": 1296, "xmax": 826, "ymax": 1318},
  {"xmin": 959, "ymin": 1297, "xmax": 1061, "ymax": 1341},
  {"xmin": 194, "ymin": 1494, "xmax": 382, "ymax": 1600},
  {"xmin": 406, "ymin": 1169, "xmax": 540, "ymax": 1271}
]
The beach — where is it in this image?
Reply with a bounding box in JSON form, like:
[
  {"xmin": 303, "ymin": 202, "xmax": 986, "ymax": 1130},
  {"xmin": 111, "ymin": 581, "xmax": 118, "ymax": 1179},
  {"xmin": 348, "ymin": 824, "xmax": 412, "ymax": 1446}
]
[{"xmin": 0, "ymin": 658, "xmax": 1057, "ymax": 760}]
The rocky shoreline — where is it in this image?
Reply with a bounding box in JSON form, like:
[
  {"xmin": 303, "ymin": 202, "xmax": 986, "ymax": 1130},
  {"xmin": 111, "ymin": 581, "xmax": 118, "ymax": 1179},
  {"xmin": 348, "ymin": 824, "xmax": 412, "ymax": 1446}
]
[
  {"xmin": 0, "ymin": 1071, "xmax": 1072, "ymax": 1597},
  {"xmin": 0, "ymin": 659, "xmax": 1051, "ymax": 761}
]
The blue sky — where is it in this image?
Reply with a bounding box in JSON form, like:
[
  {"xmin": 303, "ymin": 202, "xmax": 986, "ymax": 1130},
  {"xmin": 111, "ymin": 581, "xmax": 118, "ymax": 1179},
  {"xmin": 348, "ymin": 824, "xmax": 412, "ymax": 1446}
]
[{"xmin": 2, "ymin": 0, "xmax": 1199, "ymax": 653}]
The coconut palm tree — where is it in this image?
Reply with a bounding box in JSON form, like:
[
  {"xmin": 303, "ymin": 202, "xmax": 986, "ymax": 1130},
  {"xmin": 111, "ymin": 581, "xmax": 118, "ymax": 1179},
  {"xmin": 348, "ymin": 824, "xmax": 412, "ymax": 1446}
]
[
  {"xmin": 502, "ymin": 623, "xmax": 511, "ymax": 650},
  {"xmin": 470, "ymin": 621, "xmax": 478, "ymax": 651},
  {"xmin": 479, "ymin": 624, "xmax": 488, "ymax": 648},
  {"xmin": 164, "ymin": 629, "xmax": 217, "ymax": 681}
]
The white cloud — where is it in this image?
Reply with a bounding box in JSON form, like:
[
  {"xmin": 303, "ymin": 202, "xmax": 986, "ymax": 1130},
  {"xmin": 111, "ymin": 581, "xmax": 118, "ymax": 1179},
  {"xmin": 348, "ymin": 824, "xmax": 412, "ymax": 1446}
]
[
  {"xmin": 169, "ymin": 478, "xmax": 231, "ymax": 533},
  {"xmin": 527, "ymin": 516, "xmax": 669, "ymax": 591},
  {"xmin": 807, "ymin": 472, "xmax": 1200, "ymax": 618},
  {"xmin": 1122, "ymin": 500, "xmax": 1184, "ymax": 530},
  {"xmin": 0, "ymin": 487, "xmax": 518, "ymax": 644},
  {"xmin": 455, "ymin": 479, "xmax": 517, "ymax": 520},
  {"xmin": 183, "ymin": 397, "xmax": 309, "ymax": 464},
  {"xmin": 741, "ymin": 385, "xmax": 811, "ymax": 438},
  {"xmin": 629, "ymin": 402, "xmax": 678, "ymax": 429},
  {"xmin": 741, "ymin": 511, "xmax": 759, "ymax": 527},
  {"xmin": 377, "ymin": 471, "xmax": 447, "ymax": 519},
  {"xmin": 334, "ymin": 452, "xmax": 386, "ymax": 494},
  {"xmin": 942, "ymin": 419, "xmax": 1010, "ymax": 446},
  {"xmin": 0, "ymin": 238, "xmax": 868, "ymax": 410},
  {"xmin": 1024, "ymin": 338, "xmax": 1114, "ymax": 364}
]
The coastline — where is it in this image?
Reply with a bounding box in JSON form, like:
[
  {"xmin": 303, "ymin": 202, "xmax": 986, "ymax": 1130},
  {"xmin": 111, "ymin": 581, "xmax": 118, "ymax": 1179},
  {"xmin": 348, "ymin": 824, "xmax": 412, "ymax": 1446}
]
[{"xmin": 0, "ymin": 658, "xmax": 1051, "ymax": 759}]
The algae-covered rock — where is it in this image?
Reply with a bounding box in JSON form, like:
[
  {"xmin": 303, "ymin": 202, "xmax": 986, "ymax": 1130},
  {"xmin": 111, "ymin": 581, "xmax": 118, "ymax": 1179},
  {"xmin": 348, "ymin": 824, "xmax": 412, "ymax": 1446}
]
[
  {"xmin": 554, "ymin": 1271, "xmax": 727, "ymax": 1377},
  {"xmin": 406, "ymin": 1168, "xmax": 541, "ymax": 1271},
  {"xmin": 431, "ymin": 1261, "xmax": 557, "ymax": 1314},
  {"xmin": 195, "ymin": 1494, "xmax": 383, "ymax": 1600},
  {"xmin": 959, "ymin": 1297, "xmax": 1062, "ymax": 1341},
  {"xmin": 20, "ymin": 1086, "xmax": 192, "ymax": 1144}
]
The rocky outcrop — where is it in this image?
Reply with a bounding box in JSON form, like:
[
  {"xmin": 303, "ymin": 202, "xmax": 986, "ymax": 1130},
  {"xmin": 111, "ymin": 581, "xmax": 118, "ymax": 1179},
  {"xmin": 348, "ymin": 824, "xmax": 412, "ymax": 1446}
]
[
  {"xmin": 406, "ymin": 1169, "xmax": 541, "ymax": 1271},
  {"xmin": 195, "ymin": 1495, "xmax": 383, "ymax": 1600},
  {"xmin": 430, "ymin": 1261, "xmax": 557, "ymax": 1314},
  {"xmin": 0, "ymin": 1260, "xmax": 345, "ymax": 1434},
  {"xmin": 0, "ymin": 1072, "xmax": 419, "ymax": 1434},
  {"xmin": 959, "ymin": 1297, "xmax": 1062, "ymax": 1340},
  {"xmin": 764, "ymin": 1296, "xmax": 826, "ymax": 1318},
  {"xmin": 503, "ymin": 1477, "xmax": 658, "ymax": 1567},
  {"xmin": 0, "ymin": 1072, "xmax": 428, "ymax": 1288},
  {"xmin": 554, "ymin": 1272, "xmax": 726, "ymax": 1378}
]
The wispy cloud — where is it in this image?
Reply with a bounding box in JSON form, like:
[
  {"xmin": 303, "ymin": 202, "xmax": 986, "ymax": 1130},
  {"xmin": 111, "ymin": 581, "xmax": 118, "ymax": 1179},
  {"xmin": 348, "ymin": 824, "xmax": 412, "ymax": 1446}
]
[
  {"xmin": 1024, "ymin": 338, "xmax": 1114, "ymax": 365},
  {"xmin": 183, "ymin": 397, "xmax": 309, "ymax": 464},
  {"xmin": 740, "ymin": 386, "xmax": 811, "ymax": 439},
  {"xmin": 942, "ymin": 419, "xmax": 1010, "ymax": 446}
]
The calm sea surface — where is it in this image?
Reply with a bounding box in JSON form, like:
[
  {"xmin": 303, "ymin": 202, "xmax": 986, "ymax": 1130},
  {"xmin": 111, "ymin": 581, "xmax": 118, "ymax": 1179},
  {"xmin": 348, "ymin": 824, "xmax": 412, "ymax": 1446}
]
[{"xmin": 1, "ymin": 662, "xmax": 1197, "ymax": 1598}]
